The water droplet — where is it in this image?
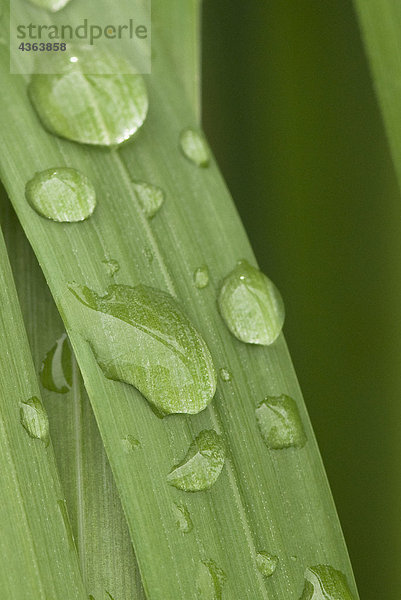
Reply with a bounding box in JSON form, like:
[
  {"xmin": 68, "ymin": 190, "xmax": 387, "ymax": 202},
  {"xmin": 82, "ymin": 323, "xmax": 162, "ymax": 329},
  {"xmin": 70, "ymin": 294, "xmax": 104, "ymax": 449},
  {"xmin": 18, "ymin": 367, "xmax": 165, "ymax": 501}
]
[
  {"xmin": 291, "ymin": 555, "xmax": 298, "ymax": 562},
  {"xmin": 180, "ymin": 128, "xmax": 210, "ymax": 168},
  {"xmin": 196, "ymin": 559, "xmax": 226, "ymax": 599},
  {"xmin": 143, "ymin": 247, "xmax": 154, "ymax": 264},
  {"xmin": 167, "ymin": 430, "xmax": 225, "ymax": 492},
  {"xmin": 218, "ymin": 260, "xmax": 285, "ymax": 346},
  {"xmin": 40, "ymin": 332, "xmax": 72, "ymax": 394},
  {"xmin": 256, "ymin": 552, "xmax": 278, "ymax": 578},
  {"xmin": 219, "ymin": 368, "xmax": 232, "ymax": 382},
  {"xmin": 256, "ymin": 395, "xmax": 306, "ymax": 449},
  {"xmin": 69, "ymin": 283, "xmax": 216, "ymax": 415},
  {"xmin": 106, "ymin": 593, "xmax": 116, "ymax": 600},
  {"xmin": 300, "ymin": 565, "xmax": 355, "ymax": 599},
  {"xmin": 172, "ymin": 502, "xmax": 193, "ymax": 533},
  {"xmin": 132, "ymin": 181, "xmax": 165, "ymax": 219},
  {"xmin": 88, "ymin": 596, "xmax": 95, "ymax": 600},
  {"xmin": 57, "ymin": 499, "xmax": 75, "ymax": 549},
  {"xmin": 102, "ymin": 258, "xmax": 120, "ymax": 277},
  {"xmin": 27, "ymin": 0, "xmax": 70, "ymax": 10},
  {"xmin": 29, "ymin": 45, "xmax": 148, "ymax": 146},
  {"xmin": 122, "ymin": 435, "xmax": 141, "ymax": 453},
  {"xmin": 26, "ymin": 168, "xmax": 96, "ymax": 223},
  {"xmin": 194, "ymin": 265, "xmax": 209, "ymax": 289},
  {"xmin": 20, "ymin": 396, "xmax": 50, "ymax": 446}
]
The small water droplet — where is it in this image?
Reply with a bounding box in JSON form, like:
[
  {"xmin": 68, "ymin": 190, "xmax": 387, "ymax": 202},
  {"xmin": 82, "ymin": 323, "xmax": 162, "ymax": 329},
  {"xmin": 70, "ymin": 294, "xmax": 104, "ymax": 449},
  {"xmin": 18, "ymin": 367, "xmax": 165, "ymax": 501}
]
[
  {"xmin": 40, "ymin": 332, "xmax": 72, "ymax": 394},
  {"xmin": 218, "ymin": 259, "xmax": 285, "ymax": 345},
  {"xmin": 57, "ymin": 499, "xmax": 75, "ymax": 550},
  {"xmin": 256, "ymin": 395, "xmax": 306, "ymax": 449},
  {"xmin": 172, "ymin": 502, "xmax": 193, "ymax": 533},
  {"xmin": 194, "ymin": 265, "xmax": 209, "ymax": 289},
  {"xmin": 20, "ymin": 396, "xmax": 49, "ymax": 446},
  {"xmin": 122, "ymin": 435, "xmax": 141, "ymax": 453},
  {"xmin": 133, "ymin": 181, "xmax": 165, "ymax": 219},
  {"xmin": 29, "ymin": 45, "xmax": 148, "ymax": 146},
  {"xmin": 180, "ymin": 128, "xmax": 210, "ymax": 168},
  {"xmin": 26, "ymin": 168, "xmax": 96, "ymax": 223},
  {"xmin": 196, "ymin": 559, "xmax": 226, "ymax": 599},
  {"xmin": 256, "ymin": 552, "xmax": 278, "ymax": 578},
  {"xmin": 68, "ymin": 283, "xmax": 216, "ymax": 415},
  {"xmin": 219, "ymin": 368, "xmax": 232, "ymax": 382},
  {"xmin": 167, "ymin": 430, "xmax": 225, "ymax": 492},
  {"xmin": 102, "ymin": 258, "xmax": 120, "ymax": 277},
  {"xmin": 300, "ymin": 565, "xmax": 355, "ymax": 599},
  {"xmin": 27, "ymin": 0, "xmax": 70, "ymax": 11},
  {"xmin": 88, "ymin": 596, "xmax": 95, "ymax": 600},
  {"xmin": 106, "ymin": 593, "xmax": 116, "ymax": 600},
  {"xmin": 291, "ymin": 555, "xmax": 298, "ymax": 562},
  {"xmin": 143, "ymin": 246, "xmax": 154, "ymax": 264}
]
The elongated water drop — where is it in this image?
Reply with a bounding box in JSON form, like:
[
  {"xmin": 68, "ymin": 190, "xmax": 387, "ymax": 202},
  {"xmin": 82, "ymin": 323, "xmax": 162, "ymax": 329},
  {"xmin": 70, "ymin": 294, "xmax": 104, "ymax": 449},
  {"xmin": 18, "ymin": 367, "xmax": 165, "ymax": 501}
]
[
  {"xmin": 256, "ymin": 395, "xmax": 306, "ymax": 449},
  {"xmin": 167, "ymin": 430, "xmax": 225, "ymax": 492},
  {"xmin": 69, "ymin": 283, "xmax": 216, "ymax": 415},
  {"xmin": 194, "ymin": 266, "xmax": 209, "ymax": 289},
  {"xmin": 26, "ymin": 168, "xmax": 96, "ymax": 223},
  {"xmin": 102, "ymin": 258, "xmax": 120, "ymax": 277},
  {"xmin": 133, "ymin": 181, "xmax": 165, "ymax": 218},
  {"xmin": 299, "ymin": 565, "xmax": 354, "ymax": 599},
  {"xmin": 196, "ymin": 559, "xmax": 226, "ymax": 599},
  {"xmin": 40, "ymin": 332, "xmax": 72, "ymax": 393},
  {"xmin": 172, "ymin": 503, "xmax": 193, "ymax": 534},
  {"xmin": 57, "ymin": 499, "xmax": 75, "ymax": 550},
  {"xmin": 219, "ymin": 368, "xmax": 232, "ymax": 382},
  {"xmin": 122, "ymin": 435, "xmax": 141, "ymax": 454},
  {"xmin": 20, "ymin": 396, "xmax": 49, "ymax": 446},
  {"xmin": 256, "ymin": 552, "xmax": 278, "ymax": 577},
  {"xmin": 29, "ymin": 45, "xmax": 148, "ymax": 146},
  {"xmin": 180, "ymin": 128, "xmax": 210, "ymax": 167},
  {"xmin": 218, "ymin": 260, "xmax": 285, "ymax": 345},
  {"xmin": 27, "ymin": 0, "xmax": 70, "ymax": 11}
]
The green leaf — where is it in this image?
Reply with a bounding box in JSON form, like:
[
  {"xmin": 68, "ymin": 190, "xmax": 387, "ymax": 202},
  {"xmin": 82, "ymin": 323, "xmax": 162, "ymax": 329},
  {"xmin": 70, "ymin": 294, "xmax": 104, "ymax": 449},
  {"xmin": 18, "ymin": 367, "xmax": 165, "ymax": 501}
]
[
  {"xmin": 0, "ymin": 227, "xmax": 86, "ymax": 599},
  {"xmin": 0, "ymin": 0, "xmax": 358, "ymax": 598}
]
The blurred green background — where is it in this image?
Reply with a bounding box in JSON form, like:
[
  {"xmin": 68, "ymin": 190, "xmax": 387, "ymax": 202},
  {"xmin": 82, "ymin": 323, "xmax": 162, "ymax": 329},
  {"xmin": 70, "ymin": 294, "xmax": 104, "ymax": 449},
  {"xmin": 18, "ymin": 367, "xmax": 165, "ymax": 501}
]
[{"xmin": 203, "ymin": 2, "xmax": 401, "ymax": 599}]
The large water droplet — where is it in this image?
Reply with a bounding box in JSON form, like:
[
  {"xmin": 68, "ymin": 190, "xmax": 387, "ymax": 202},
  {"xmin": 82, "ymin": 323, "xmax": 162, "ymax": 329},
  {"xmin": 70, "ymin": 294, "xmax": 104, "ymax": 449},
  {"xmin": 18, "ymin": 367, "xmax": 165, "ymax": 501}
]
[
  {"xmin": 194, "ymin": 265, "xmax": 210, "ymax": 289},
  {"xmin": 40, "ymin": 332, "xmax": 72, "ymax": 393},
  {"xmin": 256, "ymin": 395, "xmax": 306, "ymax": 449},
  {"xmin": 299, "ymin": 565, "xmax": 354, "ymax": 599},
  {"xmin": 196, "ymin": 559, "xmax": 226, "ymax": 599},
  {"xmin": 102, "ymin": 258, "xmax": 120, "ymax": 277},
  {"xmin": 69, "ymin": 283, "xmax": 216, "ymax": 415},
  {"xmin": 29, "ymin": 45, "xmax": 148, "ymax": 146},
  {"xmin": 27, "ymin": 0, "xmax": 70, "ymax": 11},
  {"xmin": 122, "ymin": 434, "xmax": 141, "ymax": 454},
  {"xmin": 133, "ymin": 181, "xmax": 165, "ymax": 219},
  {"xmin": 167, "ymin": 430, "xmax": 225, "ymax": 492},
  {"xmin": 218, "ymin": 260, "xmax": 285, "ymax": 345},
  {"xmin": 180, "ymin": 128, "xmax": 210, "ymax": 168},
  {"xmin": 172, "ymin": 502, "xmax": 193, "ymax": 534},
  {"xmin": 219, "ymin": 368, "xmax": 232, "ymax": 382},
  {"xmin": 20, "ymin": 396, "xmax": 50, "ymax": 446},
  {"xmin": 256, "ymin": 552, "xmax": 278, "ymax": 577},
  {"xmin": 26, "ymin": 168, "xmax": 96, "ymax": 223}
]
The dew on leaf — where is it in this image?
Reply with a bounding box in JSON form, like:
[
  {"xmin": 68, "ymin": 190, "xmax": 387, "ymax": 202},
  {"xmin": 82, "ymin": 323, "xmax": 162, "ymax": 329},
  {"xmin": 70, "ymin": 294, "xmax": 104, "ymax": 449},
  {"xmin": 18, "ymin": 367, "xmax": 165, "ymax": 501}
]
[
  {"xmin": 167, "ymin": 430, "xmax": 225, "ymax": 492},
  {"xmin": 20, "ymin": 396, "xmax": 50, "ymax": 446},
  {"xmin": 219, "ymin": 368, "xmax": 232, "ymax": 382},
  {"xmin": 172, "ymin": 502, "xmax": 193, "ymax": 533},
  {"xmin": 180, "ymin": 128, "xmax": 210, "ymax": 167},
  {"xmin": 26, "ymin": 168, "xmax": 96, "ymax": 223},
  {"xmin": 196, "ymin": 559, "xmax": 226, "ymax": 599},
  {"xmin": 133, "ymin": 181, "xmax": 165, "ymax": 218},
  {"xmin": 29, "ymin": 45, "xmax": 148, "ymax": 146},
  {"xmin": 218, "ymin": 259, "xmax": 285, "ymax": 345},
  {"xmin": 256, "ymin": 395, "xmax": 307, "ymax": 449},
  {"xmin": 122, "ymin": 434, "xmax": 141, "ymax": 453},
  {"xmin": 256, "ymin": 552, "xmax": 278, "ymax": 577},
  {"xmin": 194, "ymin": 265, "xmax": 209, "ymax": 289},
  {"xmin": 68, "ymin": 283, "xmax": 216, "ymax": 415},
  {"xmin": 299, "ymin": 565, "xmax": 355, "ymax": 599},
  {"xmin": 102, "ymin": 258, "xmax": 120, "ymax": 277},
  {"xmin": 40, "ymin": 332, "xmax": 72, "ymax": 393}
]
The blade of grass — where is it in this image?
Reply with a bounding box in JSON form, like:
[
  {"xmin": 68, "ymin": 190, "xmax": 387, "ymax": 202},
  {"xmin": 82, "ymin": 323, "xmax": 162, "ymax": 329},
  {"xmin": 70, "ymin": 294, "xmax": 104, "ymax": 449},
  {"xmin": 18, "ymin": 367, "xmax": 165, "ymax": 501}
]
[
  {"xmin": 0, "ymin": 225, "xmax": 87, "ymax": 599},
  {"xmin": 0, "ymin": 0, "xmax": 358, "ymax": 597},
  {"xmin": 0, "ymin": 185, "xmax": 146, "ymax": 600}
]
